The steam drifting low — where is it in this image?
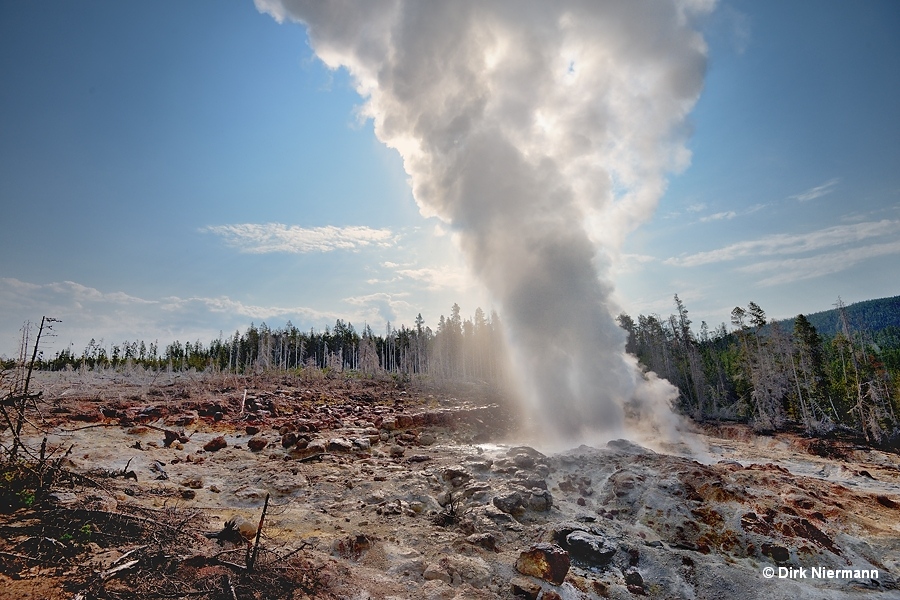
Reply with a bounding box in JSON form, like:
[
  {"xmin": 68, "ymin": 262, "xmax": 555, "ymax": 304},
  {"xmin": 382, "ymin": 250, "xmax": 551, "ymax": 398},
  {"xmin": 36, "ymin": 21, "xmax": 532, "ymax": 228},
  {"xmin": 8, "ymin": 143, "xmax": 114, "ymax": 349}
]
[{"xmin": 256, "ymin": 0, "xmax": 713, "ymax": 442}]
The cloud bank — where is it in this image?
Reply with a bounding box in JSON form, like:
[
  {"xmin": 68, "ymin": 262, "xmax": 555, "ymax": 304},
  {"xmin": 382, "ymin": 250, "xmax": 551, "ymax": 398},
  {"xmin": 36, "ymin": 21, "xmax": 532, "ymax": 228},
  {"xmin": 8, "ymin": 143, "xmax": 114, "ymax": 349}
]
[{"xmin": 0, "ymin": 277, "xmax": 337, "ymax": 358}]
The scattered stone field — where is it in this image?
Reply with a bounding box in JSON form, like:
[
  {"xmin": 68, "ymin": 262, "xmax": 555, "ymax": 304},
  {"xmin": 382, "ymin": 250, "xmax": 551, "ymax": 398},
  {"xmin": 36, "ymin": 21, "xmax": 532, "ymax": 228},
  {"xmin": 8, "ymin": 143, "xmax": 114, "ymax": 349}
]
[{"xmin": 1, "ymin": 370, "xmax": 898, "ymax": 599}]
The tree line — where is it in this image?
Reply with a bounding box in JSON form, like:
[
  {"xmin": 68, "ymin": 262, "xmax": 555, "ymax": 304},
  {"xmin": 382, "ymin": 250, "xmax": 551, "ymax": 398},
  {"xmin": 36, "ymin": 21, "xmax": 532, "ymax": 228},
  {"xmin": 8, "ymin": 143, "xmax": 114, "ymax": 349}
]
[
  {"xmin": 14, "ymin": 295, "xmax": 900, "ymax": 444},
  {"xmin": 34, "ymin": 304, "xmax": 506, "ymax": 384},
  {"xmin": 618, "ymin": 295, "xmax": 900, "ymax": 444}
]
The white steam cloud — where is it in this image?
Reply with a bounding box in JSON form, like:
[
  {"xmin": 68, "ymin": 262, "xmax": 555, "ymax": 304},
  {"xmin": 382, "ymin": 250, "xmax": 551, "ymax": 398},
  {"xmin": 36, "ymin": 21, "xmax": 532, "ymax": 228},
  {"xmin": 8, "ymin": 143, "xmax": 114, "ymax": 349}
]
[{"xmin": 256, "ymin": 0, "xmax": 712, "ymax": 442}]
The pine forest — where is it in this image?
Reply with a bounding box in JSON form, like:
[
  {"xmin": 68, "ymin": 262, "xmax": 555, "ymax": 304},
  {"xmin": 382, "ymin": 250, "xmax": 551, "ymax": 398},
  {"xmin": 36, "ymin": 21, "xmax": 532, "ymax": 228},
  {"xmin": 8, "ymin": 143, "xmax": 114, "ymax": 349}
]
[{"xmin": 12, "ymin": 295, "xmax": 900, "ymax": 447}]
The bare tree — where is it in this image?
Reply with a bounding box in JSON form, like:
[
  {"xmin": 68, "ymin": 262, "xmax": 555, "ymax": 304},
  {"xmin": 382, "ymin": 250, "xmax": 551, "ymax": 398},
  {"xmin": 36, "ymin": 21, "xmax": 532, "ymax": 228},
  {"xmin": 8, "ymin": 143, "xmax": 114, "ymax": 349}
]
[{"xmin": 1, "ymin": 316, "xmax": 59, "ymax": 459}]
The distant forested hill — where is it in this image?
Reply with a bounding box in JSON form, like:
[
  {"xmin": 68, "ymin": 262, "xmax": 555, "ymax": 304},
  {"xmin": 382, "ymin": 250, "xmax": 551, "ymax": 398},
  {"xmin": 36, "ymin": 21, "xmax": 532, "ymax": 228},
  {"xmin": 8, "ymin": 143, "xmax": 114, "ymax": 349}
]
[{"xmin": 775, "ymin": 295, "xmax": 900, "ymax": 337}]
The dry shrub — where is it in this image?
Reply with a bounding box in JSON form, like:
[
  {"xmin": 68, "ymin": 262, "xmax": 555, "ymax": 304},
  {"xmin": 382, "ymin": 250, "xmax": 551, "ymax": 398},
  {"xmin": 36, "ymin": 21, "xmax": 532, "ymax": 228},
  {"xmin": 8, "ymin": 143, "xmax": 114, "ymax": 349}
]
[{"xmin": 0, "ymin": 493, "xmax": 334, "ymax": 600}]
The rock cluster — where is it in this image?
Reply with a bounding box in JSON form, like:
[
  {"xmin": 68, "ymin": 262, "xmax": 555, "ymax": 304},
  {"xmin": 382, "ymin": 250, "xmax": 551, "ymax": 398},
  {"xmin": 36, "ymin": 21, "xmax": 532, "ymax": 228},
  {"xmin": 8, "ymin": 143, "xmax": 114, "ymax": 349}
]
[{"xmin": 43, "ymin": 377, "xmax": 900, "ymax": 599}]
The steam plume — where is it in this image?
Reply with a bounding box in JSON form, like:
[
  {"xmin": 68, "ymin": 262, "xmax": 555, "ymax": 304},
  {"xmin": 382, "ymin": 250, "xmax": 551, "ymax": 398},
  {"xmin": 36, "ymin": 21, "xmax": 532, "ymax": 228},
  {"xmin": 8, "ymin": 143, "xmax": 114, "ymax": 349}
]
[{"xmin": 256, "ymin": 0, "xmax": 713, "ymax": 441}]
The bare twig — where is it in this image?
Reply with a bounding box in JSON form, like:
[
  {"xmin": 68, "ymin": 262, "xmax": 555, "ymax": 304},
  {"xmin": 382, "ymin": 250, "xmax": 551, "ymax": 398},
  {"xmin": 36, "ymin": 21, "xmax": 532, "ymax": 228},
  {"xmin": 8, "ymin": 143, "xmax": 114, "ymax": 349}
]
[
  {"xmin": 246, "ymin": 493, "xmax": 270, "ymax": 572},
  {"xmin": 295, "ymin": 452, "xmax": 330, "ymax": 463},
  {"xmin": 272, "ymin": 541, "xmax": 313, "ymax": 564},
  {"xmin": 222, "ymin": 574, "xmax": 238, "ymax": 600},
  {"xmin": 218, "ymin": 559, "xmax": 247, "ymax": 572},
  {"xmin": 10, "ymin": 317, "xmax": 58, "ymax": 458},
  {"xmin": 101, "ymin": 558, "xmax": 140, "ymax": 581},
  {"xmin": 0, "ymin": 550, "xmax": 49, "ymax": 564},
  {"xmin": 110, "ymin": 544, "xmax": 149, "ymax": 566},
  {"xmin": 60, "ymin": 422, "xmax": 172, "ymax": 434}
]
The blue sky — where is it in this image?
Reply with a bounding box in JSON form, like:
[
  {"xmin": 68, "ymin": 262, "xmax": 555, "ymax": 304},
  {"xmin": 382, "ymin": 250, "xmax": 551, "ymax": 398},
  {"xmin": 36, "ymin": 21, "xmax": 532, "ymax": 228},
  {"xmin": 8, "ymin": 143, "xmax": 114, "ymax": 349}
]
[
  {"xmin": 1, "ymin": 0, "xmax": 898, "ymax": 358},
  {"xmin": 618, "ymin": 0, "xmax": 900, "ymax": 324}
]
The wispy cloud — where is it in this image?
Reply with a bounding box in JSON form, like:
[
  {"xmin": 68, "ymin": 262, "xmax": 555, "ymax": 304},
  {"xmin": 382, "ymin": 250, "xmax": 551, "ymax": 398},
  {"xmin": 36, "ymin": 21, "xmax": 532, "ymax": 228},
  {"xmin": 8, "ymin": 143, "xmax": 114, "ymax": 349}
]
[
  {"xmin": 611, "ymin": 253, "xmax": 658, "ymax": 275},
  {"xmin": 343, "ymin": 292, "xmax": 415, "ymax": 325},
  {"xmin": 394, "ymin": 266, "xmax": 470, "ymax": 291},
  {"xmin": 0, "ymin": 278, "xmax": 156, "ymax": 310},
  {"xmin": 789, "ymin": 178, "xmax": 840, "ymax": 202},
  {"xmin": 368, "ymin": 261, "xmax": 472, "ymax": 292},
  {"xmin": 729, "ymin": 7, "xmax": 751, "ymax": 55},
  {"xmin": 201, "ymin": 223, "xmax": 396, "ymax": 254},
  {"xmin": 699, "ymin": 210, "xmax": 737, "ymax": 222},
  {"xmin": 695, "ymin": 202, "xmax": 766, "ymax": 224},
  {"xmin": 159, "ymin": 295, "xmax": 334, "ymax": 322},
  {"xmin": 666, "ymin": 219, "xmax": 900, "ymax": 267},
  {"xmin": 743, "ymin": 239, "xmax": 900, "ymax": 286}
]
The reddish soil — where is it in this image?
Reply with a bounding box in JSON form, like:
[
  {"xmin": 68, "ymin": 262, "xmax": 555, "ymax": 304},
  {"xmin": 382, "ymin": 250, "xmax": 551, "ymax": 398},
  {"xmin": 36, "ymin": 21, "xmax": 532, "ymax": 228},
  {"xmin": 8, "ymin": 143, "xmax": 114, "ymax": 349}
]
[{"xmin": 1, "ymin": 370, "xmax": 898, "ymax": 599}]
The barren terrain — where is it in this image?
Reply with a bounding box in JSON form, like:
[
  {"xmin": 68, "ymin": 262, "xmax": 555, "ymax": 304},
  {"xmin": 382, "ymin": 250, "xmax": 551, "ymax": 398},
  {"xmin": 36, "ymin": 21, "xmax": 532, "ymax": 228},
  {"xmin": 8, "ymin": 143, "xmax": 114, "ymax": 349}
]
[{"xmin": 1, "ymin": 370, "xmax": 899, "ymax": 599}]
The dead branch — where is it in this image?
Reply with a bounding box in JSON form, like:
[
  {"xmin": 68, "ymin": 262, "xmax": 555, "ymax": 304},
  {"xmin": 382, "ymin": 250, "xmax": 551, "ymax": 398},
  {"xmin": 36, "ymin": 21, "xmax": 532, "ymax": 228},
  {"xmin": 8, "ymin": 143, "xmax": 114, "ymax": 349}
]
[
  {"xmin": 295, "ymin": 452, "xmax": 330, "ymax": 463},
  {"xmin": 0, "ymin": 550, "xmax": 49, "ymax": 564},
  {"xmin": 272, "ymin": 540, "xmax": 313, "ymax": 564},
  {"xmin": 217, "ymin": 559, "xmax": 247, "ymax": 572},
  {"xmin": 49, "ymin": 508, "xmax": 193, "ymax": 539},
  {"xmin": 100, "ymin": 558, "xmax": 140, "ymax": 582},
  {"xmin": 110, "ymin": 544, "xmax": 148, "ymax": 566},
  {"xmin": 58, "ymin": 422, "xmax": 125, "ymax": 433},
  {"xmin": 246, "ymin": 493, "xmax": 270, "ymax": 571},
  {"xmin": 222, "ymin": 574, "xmax": 239, "ymax": 600},
  {"xmin": 91, "ymin": 456, "xmax": 139, "ymax": 481}
]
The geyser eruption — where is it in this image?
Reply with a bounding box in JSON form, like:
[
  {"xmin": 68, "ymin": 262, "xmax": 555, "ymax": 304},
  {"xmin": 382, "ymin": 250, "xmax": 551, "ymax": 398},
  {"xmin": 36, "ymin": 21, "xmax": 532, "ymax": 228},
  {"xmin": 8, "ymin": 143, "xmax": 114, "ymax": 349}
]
[{"xmin": 257, "ymin": 0, "xmax": 712, "ymax": 442}]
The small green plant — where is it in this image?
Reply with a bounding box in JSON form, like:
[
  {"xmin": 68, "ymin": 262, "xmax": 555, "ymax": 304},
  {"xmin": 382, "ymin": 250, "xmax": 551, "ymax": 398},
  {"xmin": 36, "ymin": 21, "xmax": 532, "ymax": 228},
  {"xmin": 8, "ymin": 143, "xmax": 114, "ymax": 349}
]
[
  {"xmin": 17, "ymin": 489, "xmax": 35, "ymax": 507},
  {"xmin": 1, "ymin": 463, "xmax": 41, "ymax": 512},
  {"xmin": 59, "ymin": 523, "xmax": 93, "ymax": 545}
]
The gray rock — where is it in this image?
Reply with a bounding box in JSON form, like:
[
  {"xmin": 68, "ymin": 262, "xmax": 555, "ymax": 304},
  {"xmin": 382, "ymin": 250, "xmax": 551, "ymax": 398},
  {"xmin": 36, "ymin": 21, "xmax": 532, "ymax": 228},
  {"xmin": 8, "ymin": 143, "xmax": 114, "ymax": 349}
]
[
  {"xmin": 507, "ymin": 446, "xmax": 548, "ymax": 460},
  {"xmin": 624, "ymin": 567, "xmax": 644, "ymax": 588},
  {"xmin": 606, "ymin": 438, "xmax": 655, "ymax": 455},
  {"xmin": 423, "ymin": 562, "xmax": 451, "ymax": 583},
  {"xmin": 463, "ymin": 482, "xmax": 492, "ymax": 502},
  {"xmin": 351, "ymin": 437, "xmax": 371, "ymax": 450},
  {"xmin": 466, "ymin": 459, "xmax": 493, "ymax": 471},
  {"xmin": 493, "ymin": 491, "xmax": 525, "ymax": 515},
  {"xmin": 327, "ymin": 437, "xmax": 353, "ymax": 452},
  {"xmin": 510, "ymin": 577, "xmax": 541, "ymax": 600},
  {"xmin": 513, "ymin": 453, "xmax": 536, "ymax": 469},
  {"xmin": 466, "ymin": 532, "xmax": 498, "ymax": 551},
  {"xmin": 441, "ymin": 466, "xmax": 472, "ymax": 486},
  {"xmin": 565, "ymin": 530, "xmax": 616, "ymax": 566},
  {"xmin": 528, "ymin": 490, "xmax": 553, "ymax": 512},
  {"xmin": 516, "ymin": 477, "xmax": 548, "ymax": 490},
  {"xmin": 443, "ymin": 554, "xmax": 493, "ymax": 588},
  {"xmin": 480, "ymin": 504, "xmax": 515, "ymax": 523}
]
